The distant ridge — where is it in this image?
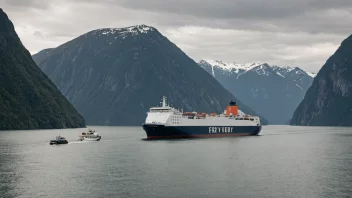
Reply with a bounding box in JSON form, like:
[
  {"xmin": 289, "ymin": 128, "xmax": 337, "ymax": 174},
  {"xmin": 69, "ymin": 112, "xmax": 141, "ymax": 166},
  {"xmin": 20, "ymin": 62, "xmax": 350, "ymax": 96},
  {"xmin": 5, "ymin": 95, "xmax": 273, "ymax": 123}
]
[
  {"xmin": 199, "ymin": 59, "xmax": 314, "ymax": 124},
  {"xmin": 200, "ymin": 59, "xmax": 316, "ymax": 77}
]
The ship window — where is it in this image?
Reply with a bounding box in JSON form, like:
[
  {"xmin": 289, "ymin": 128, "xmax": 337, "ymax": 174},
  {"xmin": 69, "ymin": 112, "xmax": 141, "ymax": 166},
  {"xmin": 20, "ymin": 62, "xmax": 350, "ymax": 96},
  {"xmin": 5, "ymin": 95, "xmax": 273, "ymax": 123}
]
[{"xmin": 250, "ymin": 119, "xmax": 254, "ymax": 121}]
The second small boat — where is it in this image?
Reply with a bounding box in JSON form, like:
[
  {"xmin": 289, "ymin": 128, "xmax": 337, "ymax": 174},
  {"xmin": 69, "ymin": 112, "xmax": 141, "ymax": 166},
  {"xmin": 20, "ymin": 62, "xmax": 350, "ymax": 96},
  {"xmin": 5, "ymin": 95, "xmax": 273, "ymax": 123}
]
[
  {"xmin": 78, "ymin": 128, "xmax": 102, "ymax": 141},
  {"xmin": 50, "ymin": 136, "xmax": 68, "ymax": 145}
]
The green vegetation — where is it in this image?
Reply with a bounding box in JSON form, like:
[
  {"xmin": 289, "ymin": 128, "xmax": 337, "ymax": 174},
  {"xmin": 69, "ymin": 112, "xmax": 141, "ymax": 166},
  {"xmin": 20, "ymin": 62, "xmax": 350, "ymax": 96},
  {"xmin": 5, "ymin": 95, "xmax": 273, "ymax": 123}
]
[{"xmin": 0, "ymin": 8, "xmax": 85, "ymax": 130}]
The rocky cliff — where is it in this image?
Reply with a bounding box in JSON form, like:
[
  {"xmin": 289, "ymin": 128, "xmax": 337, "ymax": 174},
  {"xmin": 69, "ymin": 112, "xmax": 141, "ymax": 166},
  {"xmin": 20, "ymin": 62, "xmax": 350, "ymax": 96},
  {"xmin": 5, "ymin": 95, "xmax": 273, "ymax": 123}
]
[
  {"xmin": 0, "ymin": 8, "xmax": 86, "ymax": 130},
  {"xmin": 291, "ymin": 34, "xmax": 352, "ymax": 126}
]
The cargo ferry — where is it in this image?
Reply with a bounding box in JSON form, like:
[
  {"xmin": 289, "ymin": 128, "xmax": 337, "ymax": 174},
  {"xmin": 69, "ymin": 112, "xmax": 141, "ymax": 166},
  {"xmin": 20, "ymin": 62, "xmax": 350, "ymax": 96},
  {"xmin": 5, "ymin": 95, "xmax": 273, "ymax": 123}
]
[{"xmin": 142, "ymin": 96, "xmax": 261, "ymax": 139}]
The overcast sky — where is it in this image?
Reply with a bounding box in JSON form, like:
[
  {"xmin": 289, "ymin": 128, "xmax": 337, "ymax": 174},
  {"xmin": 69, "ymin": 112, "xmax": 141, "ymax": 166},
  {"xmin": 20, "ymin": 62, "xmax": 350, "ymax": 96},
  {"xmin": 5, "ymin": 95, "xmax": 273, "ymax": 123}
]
[{"xmin": 2, "ymin": 0, "xmax": 352, "ymax": 72}]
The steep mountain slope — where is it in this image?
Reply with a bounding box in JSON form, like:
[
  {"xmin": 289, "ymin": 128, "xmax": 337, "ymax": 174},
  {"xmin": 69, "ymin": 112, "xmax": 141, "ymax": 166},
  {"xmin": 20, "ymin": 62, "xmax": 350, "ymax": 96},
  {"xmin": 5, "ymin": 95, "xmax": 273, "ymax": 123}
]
[
  {"xmin": 291, "ymin": 34, "xmax": 352, "ymax": 126},
  {"xmin": 33, "ymin": 25, "xmax": 267, "ymax": 125},
  {"xmin": 0, "ymin": 8, "xmax": 85, "ymax": 130},
  {"xmin": 199, "ymin": 60, "xmax": 315, "ymax": 124},
  {"xmin": 32, "ymin": 48, "xmax": 53, "ymax": 65}
]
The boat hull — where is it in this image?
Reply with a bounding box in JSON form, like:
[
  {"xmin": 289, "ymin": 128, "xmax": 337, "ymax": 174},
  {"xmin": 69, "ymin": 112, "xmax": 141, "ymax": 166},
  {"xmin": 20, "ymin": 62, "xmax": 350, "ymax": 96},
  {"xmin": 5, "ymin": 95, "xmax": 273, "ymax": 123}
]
[
  {"xmin": 49, "ymin": 141, "xmax": 68, "ymax": 145},
  {"xmin": 78, "ymin": 136, "xmax": 101, "ymax": 141},
  {"xmin": 142, "ymin": 124, "xmax": 261, "ymax": 139}
]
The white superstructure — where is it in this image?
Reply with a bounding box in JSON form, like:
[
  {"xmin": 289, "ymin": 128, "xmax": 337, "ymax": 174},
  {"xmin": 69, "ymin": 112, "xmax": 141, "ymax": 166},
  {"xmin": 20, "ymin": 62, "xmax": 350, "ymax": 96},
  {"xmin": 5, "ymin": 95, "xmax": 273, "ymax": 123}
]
[
  {"xmin": 78, "ymin": 129, "xmax": 101, "ymax": 141},
  {"xmin": 145, "ymin": 96, "xmax": 261, "ymax": 127}
]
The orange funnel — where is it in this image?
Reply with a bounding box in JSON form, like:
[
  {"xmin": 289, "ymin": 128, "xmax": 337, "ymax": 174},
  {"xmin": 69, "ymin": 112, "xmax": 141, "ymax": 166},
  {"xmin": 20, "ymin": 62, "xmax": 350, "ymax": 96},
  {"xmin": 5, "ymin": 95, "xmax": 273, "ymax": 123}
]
[{"xmin": 225, "ymin": 101, "xmax": 238, "ymax": 116}]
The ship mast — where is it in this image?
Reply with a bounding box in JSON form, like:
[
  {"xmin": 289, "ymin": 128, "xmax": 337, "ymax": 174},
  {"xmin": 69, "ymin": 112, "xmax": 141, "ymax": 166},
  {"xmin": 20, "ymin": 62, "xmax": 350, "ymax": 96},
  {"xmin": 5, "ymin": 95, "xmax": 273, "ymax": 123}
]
[{"xmin": 162, "ymin": 96, "xmax": 167, "ymax": 107}]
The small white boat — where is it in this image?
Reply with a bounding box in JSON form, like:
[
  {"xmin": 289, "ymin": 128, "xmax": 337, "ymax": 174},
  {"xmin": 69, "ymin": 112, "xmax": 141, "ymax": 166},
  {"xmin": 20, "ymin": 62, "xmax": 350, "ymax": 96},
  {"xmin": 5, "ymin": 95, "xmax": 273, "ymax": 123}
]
[{"xmin": 78, "ymin": 128, "xmax": 101, "ymax": 141}]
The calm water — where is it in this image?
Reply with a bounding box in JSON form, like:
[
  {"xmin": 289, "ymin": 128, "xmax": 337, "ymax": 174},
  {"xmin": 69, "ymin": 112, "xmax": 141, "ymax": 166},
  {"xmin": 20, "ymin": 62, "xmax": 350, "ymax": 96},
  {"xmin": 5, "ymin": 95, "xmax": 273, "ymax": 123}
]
[{"xmin": 0, "ymin": 126, "xmax": 351, "ymax": 198}]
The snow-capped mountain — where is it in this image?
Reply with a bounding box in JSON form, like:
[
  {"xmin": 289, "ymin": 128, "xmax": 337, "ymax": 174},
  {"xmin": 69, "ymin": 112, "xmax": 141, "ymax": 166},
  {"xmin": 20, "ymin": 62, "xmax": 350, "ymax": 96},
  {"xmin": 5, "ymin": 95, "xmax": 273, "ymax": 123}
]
[
  {"xmin": 32, "ymin": 25, "xmax": 268, "ymax": 125},
  {"xmin": 198, "ymin": 60, "xmax": 315, "ymax": 124},
  {"xmin": 204, "ymin": 60, "xmax": 265, "ymax": 75},
  {"xmin": 200, "ymin": 60, "xmax": 316, "ymax": 78}
]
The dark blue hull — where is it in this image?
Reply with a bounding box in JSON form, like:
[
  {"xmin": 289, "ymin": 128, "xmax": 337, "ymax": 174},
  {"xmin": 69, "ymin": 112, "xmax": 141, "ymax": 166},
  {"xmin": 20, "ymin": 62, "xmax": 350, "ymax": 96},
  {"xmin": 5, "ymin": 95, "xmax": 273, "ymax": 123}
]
[{"xmin": 142, "ymin": 124, "xmax": 262, "ymax": 139}]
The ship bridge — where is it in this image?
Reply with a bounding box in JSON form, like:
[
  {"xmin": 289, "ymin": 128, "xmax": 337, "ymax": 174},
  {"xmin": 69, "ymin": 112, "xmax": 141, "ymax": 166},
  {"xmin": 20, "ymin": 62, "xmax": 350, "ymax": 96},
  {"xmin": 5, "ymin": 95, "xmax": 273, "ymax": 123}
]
[
  {"xmin": 145, "ymin": 96, "xmax": 182, "ymax": 124},
  {"xmin": 149, "ymin": 106, "xmax": 173, "ymax": 112},
  {"xmin": 148, "ymin": 96, "xmax": 181, "ymax": 113}
]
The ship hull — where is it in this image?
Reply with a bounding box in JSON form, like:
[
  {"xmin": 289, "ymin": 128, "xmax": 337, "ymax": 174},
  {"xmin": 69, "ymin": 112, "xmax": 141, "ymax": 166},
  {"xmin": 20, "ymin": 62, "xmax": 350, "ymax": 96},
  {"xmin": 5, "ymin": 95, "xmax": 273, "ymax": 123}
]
[
  {"xmin": 142, "ymin": 124, "xmax": 261, "ymax": 139},
  {"xmin": 78, "ymin": 136, "xmax": 101, "ymax": 141}
]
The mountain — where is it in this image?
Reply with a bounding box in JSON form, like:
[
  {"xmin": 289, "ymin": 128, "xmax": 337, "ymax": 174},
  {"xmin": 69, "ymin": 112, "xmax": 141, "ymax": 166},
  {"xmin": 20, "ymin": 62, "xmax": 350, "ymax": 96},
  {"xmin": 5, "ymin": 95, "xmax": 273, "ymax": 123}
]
[
  {"xmin": 32, "ymin": 48, "xmax": 54, "ymax": 64},
  {"xmin": 291, "ymin": 34, "xmax": 352, "ymax": 126},
  {"xmin": 0, "ymin": 8, "xmax": 85, "ymax": 130},
  {"xmin": 198, "ymin": 60, "xmax": 315, "ymax": 124},
  {"xmin": 32, "ymin": 25, "xmax": 268, "ymax": 125}
]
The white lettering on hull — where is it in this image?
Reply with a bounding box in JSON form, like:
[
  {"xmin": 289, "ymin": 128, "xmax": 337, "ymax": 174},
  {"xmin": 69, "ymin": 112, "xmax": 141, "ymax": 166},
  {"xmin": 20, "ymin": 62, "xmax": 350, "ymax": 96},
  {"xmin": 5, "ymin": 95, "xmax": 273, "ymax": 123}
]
[{"xmin": 208, "ymin": 127, "xmax": 234, "ymax": 133}]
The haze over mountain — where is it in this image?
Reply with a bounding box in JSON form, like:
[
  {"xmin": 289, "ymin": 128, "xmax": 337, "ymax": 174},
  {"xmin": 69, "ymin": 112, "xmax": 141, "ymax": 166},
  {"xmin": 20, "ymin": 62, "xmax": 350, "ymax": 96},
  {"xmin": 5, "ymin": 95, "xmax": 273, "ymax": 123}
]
[
  {"xmin": 0, "ymin": 8, "xmax": 85, "ymax": 130},
  {"xmin": 33, "ymin": 25, "xmax": 268, "ymax": 126},
  {"xmin": 291, "ymin": 34, "xmax": 352, "ymax": 126},
  {"xmin": 198, "ymin": 60, "xmax": 315, "ymax": 124}
]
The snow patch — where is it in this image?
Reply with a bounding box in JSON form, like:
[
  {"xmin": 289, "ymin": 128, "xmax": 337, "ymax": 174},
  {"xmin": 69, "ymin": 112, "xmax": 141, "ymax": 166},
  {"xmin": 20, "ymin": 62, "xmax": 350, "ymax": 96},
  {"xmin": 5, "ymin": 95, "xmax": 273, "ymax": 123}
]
[
  {"xmin": 252, "ymin": 65, "xmax": 271, "ymax": 76},
  {"xmin": 276, "ymin": 72, "xmax": 285, "ymax": 78},
  {"xmin": 280, "ymin": 66, "xmax": 295, "ymax": 72},
  {"xmin": 90, "ymin": 25, "xmax": 155, "ymax": 37},
  {"xmin": 211, "ymin": 65, "xmax": 215, "ymax": 76},
  {"xmin": 296, "ymin": 84, "xmax": 303, "ymax": 90},
  {"xmin": 306, "ymin": 72, "xmax": 317, "ymax": 78},
  {"xmin": 203, "ymin": 59, "xmax": 265, "ymax": 74}
]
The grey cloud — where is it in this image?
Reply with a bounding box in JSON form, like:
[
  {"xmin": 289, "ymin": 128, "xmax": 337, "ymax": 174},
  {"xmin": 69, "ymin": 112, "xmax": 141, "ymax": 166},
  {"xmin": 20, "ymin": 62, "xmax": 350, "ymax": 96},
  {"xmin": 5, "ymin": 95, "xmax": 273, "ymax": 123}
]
[
  {"xmin": 117, "ymin": 0, "xmax": 352, "ymax": 19},
  {"xmin": 33, "ymin": 30, "xmax": 44, "ymax": 37},
  {"xmin": 165, "ymin": 27, "xmax": 341, "ymax": 71},
  {"xmin": 0, "ymin": 0, "xmax": 350, "ymax": 72},
  {"xmin": 3, "ymin": 0, "xmax": 352, "ymax": 35},
  {"xmin": 3, "ymin": 0, "xmax": 50, "ymax": 10},
  {"xmin": 115, "ymin": 0, "xmax": 352, "ymax": 35}
]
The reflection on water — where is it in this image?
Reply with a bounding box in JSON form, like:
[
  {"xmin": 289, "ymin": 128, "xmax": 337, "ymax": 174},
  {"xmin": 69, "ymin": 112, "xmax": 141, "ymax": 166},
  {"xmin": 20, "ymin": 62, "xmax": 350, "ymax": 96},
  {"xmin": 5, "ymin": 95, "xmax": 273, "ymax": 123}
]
[
  {"xmin": 0, "ymin": 144, "xmax": 15, "ymax": 197},
  {"xmin": 0, "ymin": 126, "xmax": 351, "ymax": 197}
]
